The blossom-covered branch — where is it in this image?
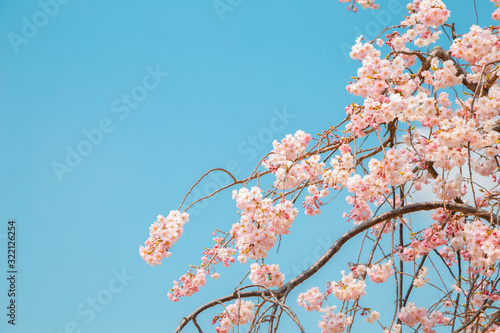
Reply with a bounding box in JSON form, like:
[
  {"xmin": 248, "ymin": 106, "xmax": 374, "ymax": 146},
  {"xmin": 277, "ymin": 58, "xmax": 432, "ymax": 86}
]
[{"xmin": 140, "ymin": 0, "xmax": 500, "ymax": 332}]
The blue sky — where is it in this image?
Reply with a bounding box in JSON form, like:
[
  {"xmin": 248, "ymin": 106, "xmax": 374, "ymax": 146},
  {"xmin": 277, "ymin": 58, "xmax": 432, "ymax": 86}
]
[{"xmin": 0, "ymin": 1, "xmax": 495, "ymax": 332}]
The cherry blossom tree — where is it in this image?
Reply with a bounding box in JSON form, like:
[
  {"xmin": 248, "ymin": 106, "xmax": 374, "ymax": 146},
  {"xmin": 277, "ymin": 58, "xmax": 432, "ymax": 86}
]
[{"xmin": 140, "ymin": 0, "xmax": 500, "ymax": 332}]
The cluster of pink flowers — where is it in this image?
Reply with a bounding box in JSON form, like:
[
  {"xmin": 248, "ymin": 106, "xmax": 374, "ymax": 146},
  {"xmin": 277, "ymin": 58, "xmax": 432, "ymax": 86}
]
[
  {"xmin": 450, "ymin": 24, "xmax": 499, "ymax": 67},
  {"xmin": 403, "ymin": 114, "xmax": 499, "ymax": 179},
  {"xmin": 367, "ymin": 260, "xmax": 394, "ymax": 283},
  {"xmin": 491, "ymin": 0, "xmax": 500, "ymax": 20},
  {"xmin": 437, "ymin": 246, "xmax": 457, "ymax": 266},
  {"xmin": 303, "ymin": 184, "xmax": 330, "ymax": 216},
  {"xmin": 397, "ymin": 221, "xmax": 448, "ymax": 261},
  {"xmin": 213, "ymin": 300, "xmax": 255, "ymax": 333},
  {"xmin": 139, "ymin": 210, "xmax": 189, "ymax": 266},
  {"xmin": 402, "ymin": 0, "xmax": 450, "ymax": 46},
  {"xmin": 345, "ymin": 56, "xmax": 413, "ymax": 134},
  {"xmin": 231, "ymin": 186, "xmax": 298, "ymax": 262},
  {"xmin": 487, "ymin": 325, "xmax": 500, "ymax": 333},
  {"xmin": 405, "ymin": 0, "xmax": 449, "ymax": 26},
  {"xmin": 436, "ymin": 116, "xmax": 499, "ymax": 151},
  {"xmin": 368, "ymin": 149, "xmax": 414, "ymax": 187},
  {"xmin": 421, "ymin": 59, "xmax": 463, "ymax": 89},
  {"xmin": 396, "ymin": 215, "xmax": 500, "ymax": 279},
  {"xmin": 397, "ymin": 303, "xmax": 453, "ymax": 331},
  {"xmin": 167, "ymin": 269, "xmax": 206, "ymax": 302},
  {"xmin": 141, "ymin": 1, "xmax": 500, "ymax": 331},
  {"xmin": 317, "ymin": 306, "xmax": 353, "ymax": 333},
  {"xmin": 413, "ymin": 266, "xmax": 429, "ymax": 288},
  {"xmin": 262, "ymin": 130, "xmax": 324, "ymax": 190},
  {"xmin": 297, "ymin": 287, "xmax": 325, "ymax": 312},
  {"xmin": 349, "ymin": 36, "xmax": 381, "ymax": 61},
  {"xmin": 398, "ymin": 302, "xmax": 430, "ymax": 328},
  {"xmin": 364, "ymin": 310, "xmax": 380, "ymax": 324},
  {"xmin": 273, "ymin": 154, "xmax": 325, "ymax": 190},
  {"xmin": 341, "ymin": 149, "xmax": 413, "ymax": 224},
  {"xmin": 432, "ymin": 174, "xmax": 464, "ymax": 201},
  {"xmin": 201, "ymin": 236, "xmax": 236, "ymax": 268},
  {"xmin": 339, "ymin": 0, "xmax": 379, "ymax": 11},
  {"xmin": 429, "ymin": 310, "xmax": 451, "ymax": 326},
  {"xmin": 323, "ymin": 144, "xmax": 355, "ymax": 189},
  {"xmin": 350, "ymin": 263, "xmax": 366, "ymax": 278},
  {"xmin": 262, "ymin": 130, "xmax": 311, "ymax": 168},
  {"xmin": 327, "ymin": 270, "xmax": 366, "ymax": 301},
  {"xmin": 469, "ymin": 291, "xmax": 491, "ymax": 308},
  {"xmin": 402, "ymin": 132, "xmax": 455, "ymax": 171},
  {"xmin": 450, "ymin": 219, "xmax": 500, "ymax": 277},
  {"xmin": 271, "ymin": 130, "xmax": 312, "ymax": 160},
  {"xmin": 248, "ymin": 263, "xmax": 284, "ymax": 288}
]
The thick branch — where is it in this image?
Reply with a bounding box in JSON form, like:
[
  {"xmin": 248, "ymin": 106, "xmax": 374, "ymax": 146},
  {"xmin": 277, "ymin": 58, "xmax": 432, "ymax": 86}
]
[
  {"xmin": 174, "ymin": 202, "xmax": 497, "ymax": 332},
  {"xmin": 420, "ymin": 46, "xmax": 478, "ymax": 93}
]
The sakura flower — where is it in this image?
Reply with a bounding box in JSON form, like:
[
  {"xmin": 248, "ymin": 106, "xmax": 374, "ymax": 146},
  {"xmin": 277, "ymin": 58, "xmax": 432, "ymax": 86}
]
[
  {"xmin": 213, "ymin": 300, "xmax": 255, "ymax": 333},
  {"xmin": 297, "ymin": 287, "xmax": 325, "ymax": 312},
  {"xmin": 364, "ymin": 310, "xmax": 380, "ymax": 324},
  {"xmin": 249, "ymin": 263, "xmax": 284, "ymax": 288}
]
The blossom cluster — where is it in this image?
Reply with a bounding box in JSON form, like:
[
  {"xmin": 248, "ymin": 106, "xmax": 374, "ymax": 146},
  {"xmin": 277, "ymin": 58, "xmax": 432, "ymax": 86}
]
[
  {"xmin": 364, "ymin": 310, "xmax": 380, "ymax": 324},
  {"xmin": 327, "ymin": 270, "xmax": 366, "ymax": 301},
  {"xmin": 396, "ymin": 214, "xmax": 500, "ymax": 280},
  {"xmin": 213, "ymin": 300, "xmax": 255, "ymax": 333},
  {"xmin": 431, "ymin": 174, "xmax": 464, "ymax": 201},
  {"xmin": 201, "ymin": 236, "xmax": 236, "ymax": 268},
  {"xmin": 342, "ymin": 149, "xmax": 413, "ymax": 224},
  {"xmin": 303, "ymin": 184, "xmax": 330, "ymax": 216},
  {"xmin": 318, "ymin": 306, "xmax": 353, "ymax": 333},
  {"xmin": 398, "ymin": 302, "xmax": 431, "ymax": 328},
  {"xmin": 398, "ymin": 304, "xmax": 453, "ymax": 332},
  {"xmin": 421, "ymin": 59, "xmax": 463, "ymax": 89},
  {"xmin": 491, "ymin": 0, "xmax": 500, "ymax": 20},
  {"xmin": 413, "ymin": 266, "xmax": 430, "ymax": 288},
  {"xmin": 231, "ymin": 186, "xmax": 298, "ymax": 262},
  {"xmin": 296, "ymin": 269, "xmax": 367, "ymax": 330},
  {"xmin": 167, "ymin": 269, "xmax": 206, "ymax": 302},
  {"xmin": 248, "ymin": 263, "xmax": 284, "ymax": 288},
  {"xmin": 323, "ymin": 144, "xmax": 355, "ymax": 189},
  {"xmin": 142, "ymin": 1, "xmax": 500, "ymax": 332},
  {"xmin": 262, "ymin": 130, "xmax": 322, "ymax": 190},
  {"xmin": 402, "ymin": 0, "xmax": 450, "ymax": 46},
  {"xmin": 450, "ymin": 24, "xmax": 500, "ymax": 68},
  {"xmin": 450, "ymin": 219, "xmax": 500, "ymax": 277},
  {"xmin": 139, "ymin": 210, "xmax": 189, "ymax": 266},
  {"xmin": 339, "ymin": 0, "xmax": 379, "ymax": 11},
  {"xmin": 397, "ymin": 221, "xmax": 448, "ymax": 261},
  {"xmin": 297, "ymin": 287, "xmax": 325, "ymax": 312},
  {"xmin": 366, "ymin": 260, "xmax": 394, "ymax": 283}
]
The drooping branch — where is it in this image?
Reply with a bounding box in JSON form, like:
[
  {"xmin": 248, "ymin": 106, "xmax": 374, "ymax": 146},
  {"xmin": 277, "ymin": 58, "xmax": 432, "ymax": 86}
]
[
  {"xmin": 178, "ymin": 168, "xmax": 239, "ymax": 211},
  {"xmin": 174, "ymin": 201, "xmax": 498, "ymax": 332},
  {"xmin": 283, "ymin": 202, "xmax": 497, "ymax": 292}
]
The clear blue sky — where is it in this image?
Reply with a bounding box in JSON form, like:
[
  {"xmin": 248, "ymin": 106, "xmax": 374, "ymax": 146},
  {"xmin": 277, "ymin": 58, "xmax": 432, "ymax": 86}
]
[{"xmin": 0, "ymin": 1, "xmax": 493, "ymax": 332}]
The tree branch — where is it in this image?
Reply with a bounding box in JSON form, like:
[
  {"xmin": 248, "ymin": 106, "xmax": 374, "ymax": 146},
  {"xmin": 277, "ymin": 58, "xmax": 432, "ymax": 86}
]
[{"xmin": 174, "ymin": 202, "xmax": 497, "ymax": 332}]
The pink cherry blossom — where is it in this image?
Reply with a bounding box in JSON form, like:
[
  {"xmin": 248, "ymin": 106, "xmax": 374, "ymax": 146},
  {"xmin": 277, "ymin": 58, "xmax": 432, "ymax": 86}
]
[
  {"xmin": 140, "ymin": 210, "xmax": 189, "ymax": 266},
  {"xmin": 297, "ymin": 287, "xmax": 325, "ymax": 312},
  {"xmin": 249, "ymin": 263, "xmax": 284, "ymax": 288},
  {"xmin": 213, "ymin": 300, "xmax": 255, "ymax": 333}
]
